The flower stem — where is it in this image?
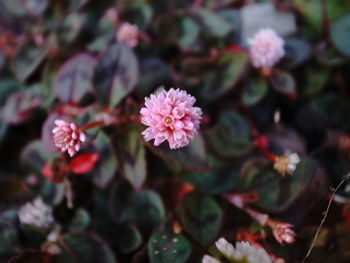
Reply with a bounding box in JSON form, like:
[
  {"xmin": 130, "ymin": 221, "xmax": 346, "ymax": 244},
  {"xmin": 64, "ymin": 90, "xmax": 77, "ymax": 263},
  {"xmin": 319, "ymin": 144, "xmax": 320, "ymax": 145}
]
[{"xmin": 79, "ymin": 121, "xmax": 105, "ymax": 131}]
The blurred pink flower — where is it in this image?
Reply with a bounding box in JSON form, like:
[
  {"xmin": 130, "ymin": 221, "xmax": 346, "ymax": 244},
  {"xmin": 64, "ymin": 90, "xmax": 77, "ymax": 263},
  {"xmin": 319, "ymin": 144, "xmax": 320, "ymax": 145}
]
[
  {"xmin": 116, "ymin": 22, "xmax": 138, "ymax": 48},
  {"xmin": 248, "ymin": 28, "xmax": 285, "ymax": 69},
  {"xmin": 140, "ymin": 88, "xmax": 202, "ymax": 149},
  {"xmin": 52, "ymin": 119, "xmax": 86, "ymax": 157},
  {"xmin": 272, "ymin": 222, "xmax": 296, "ymax": 244}
]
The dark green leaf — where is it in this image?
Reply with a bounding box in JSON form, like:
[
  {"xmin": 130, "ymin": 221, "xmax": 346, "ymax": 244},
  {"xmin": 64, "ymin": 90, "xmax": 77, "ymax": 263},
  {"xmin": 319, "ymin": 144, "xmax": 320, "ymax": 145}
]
[
  {"xmin": 201, "ymin": 51, "xmax": 249, "ymax": 100},
  {"xmin": 11, "ymin": 44, "xmax": 47, "ymax": 82},
  {"xmin": 331, "ymin": 14, "xmax": 350, "ymax": 58},
  {"xmin": 270, "ymin": 69, "xmax": 296, "ymax": 96},
  {"xmin": 69, "ymin": 209, "xmax": 90, "ymax": 232},
  {"xmin": 208, "ymin": 110, "xmax": 252, "ymax": 158},
  {"xmin": 147, "ymin": 134, "xmax": 209, "ymax": 172},
  {"xmin": 285, "ymin": 38, "xmax": 311, "ymax": 68},
  {"xmin": 53, "ymin": 54, "xmax": 96, "ymax": 103},
  {"xmin": 117, "ymin": 127, "xmax": 146, "ymax": 191},
  {"xmin": 179, "ymin": 192, "xmax": 222, "ymax": 245},
  {"xmin": 239, "ymin": 157, "xmax": 316, "ymax": 212},
  {"xmin": 115, "ymin": 223, "xmax": 142, "ymax": 254},
  {"xmin": 109, "ymin": 181, "xmax": 165, "ymax": 233},
  {"xmin": 57, "ymin": 232, "xmax": 117, "ymax": 263},
  {"xmin": 0, "ymin": 80, "xmax": 25, "ymax": 107},
  {"xmin": 192, "ymin": 8, "xmax": 233, "ymax": 38},
  {"xmin": 8, "ymin": 250, "xmax": 51, "ymax": 263},
  {"xmin": 91, "ymin": 132, "xmax": 118, "ymax": 189},
  {"xmin": 242, "ymin": 77, "xmax": 268, "ymax": 106},
  {"xmin": 93, "ymin": 43, "xmax": 139, "ymax": 108},
  {"xmin": 148, "ymin": 231, "xmax": 191, "ymax": 263}
]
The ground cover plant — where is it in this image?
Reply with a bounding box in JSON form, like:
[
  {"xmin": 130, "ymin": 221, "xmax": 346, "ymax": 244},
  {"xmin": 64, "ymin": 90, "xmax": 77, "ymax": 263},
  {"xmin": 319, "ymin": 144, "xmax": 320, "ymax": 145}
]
[{"xmin": 1, "ymin": 0, "xmax": 350, "ymax": 262}]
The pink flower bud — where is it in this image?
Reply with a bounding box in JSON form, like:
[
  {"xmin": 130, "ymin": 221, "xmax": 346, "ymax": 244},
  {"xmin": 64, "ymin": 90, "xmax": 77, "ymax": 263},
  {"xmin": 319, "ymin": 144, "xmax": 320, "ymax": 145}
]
[
  {"xmin": 272, "ymin": 223, "xmax": 296, "ymax": 244},
  {"xmin": 52, "ymin": 119, "xmax": 86, "ymax": 157},
  {"xmin": 116, "ymin": 22, "xmax": 139, "ymax": 48}
]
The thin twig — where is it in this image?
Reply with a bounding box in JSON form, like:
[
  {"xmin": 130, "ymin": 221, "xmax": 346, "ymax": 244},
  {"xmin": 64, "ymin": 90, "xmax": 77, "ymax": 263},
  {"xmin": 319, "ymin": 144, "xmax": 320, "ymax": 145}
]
[{"xmin": 302, "ymin": 173, "xmax": 350, "ymax": 263}]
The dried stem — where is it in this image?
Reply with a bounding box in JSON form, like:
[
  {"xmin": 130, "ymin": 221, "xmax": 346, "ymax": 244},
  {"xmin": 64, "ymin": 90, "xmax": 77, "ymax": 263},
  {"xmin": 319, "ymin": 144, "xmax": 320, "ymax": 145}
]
[{"xmin": 302, "ymin": 173, "xmax": 350, "ymax": 263}]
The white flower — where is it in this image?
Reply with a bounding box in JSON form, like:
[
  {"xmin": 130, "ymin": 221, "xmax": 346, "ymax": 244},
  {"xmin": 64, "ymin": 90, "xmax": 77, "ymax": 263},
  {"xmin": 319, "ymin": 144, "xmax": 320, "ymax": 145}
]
[
  {"xmin": 274, "ymin": 152, "xmax": 300, "ymax": 176},
  {"xmin": 202, "ymin": 255, "xmax": 221, "ymax": 263},
  {"xmin": 116, "ymin": 22, "xmax": 138, "ymax": 48},
  {"xmin": 206, "ymin": 238, "xmax": 272, "ymax": 263},
  {"xmin": 215, "ymin": 238, "xmax": 235, "ymax": 260},
  {"xmin": 18, "ymin": 197, "xmax": 54, "ymax": 229},
  {"xmin": 248, "ymin": 28, "xmax": 285, "ymax": 69},
  {"xmin": 233, "ymin": 241, "xmax": 271, "ymax": 263}
]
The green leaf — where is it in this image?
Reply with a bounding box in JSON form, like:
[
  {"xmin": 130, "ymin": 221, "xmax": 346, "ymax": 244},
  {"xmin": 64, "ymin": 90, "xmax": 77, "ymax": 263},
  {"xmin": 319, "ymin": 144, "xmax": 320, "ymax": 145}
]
[
  {"xmin": 11, "ymin": 44, "xmax": 47, "ymax": 82},
  {"xmin": 316, "ymin": 47, "xmax": 347, "ymax": 66},
  {"xmin": 20, "ymin": 141, "xmax": 64, "ymax": 205},
  {"xmin": 109, "ymin": 181, "xmax": 165, "ymax": 233},
  {"xmin": 57, "ymin": 232, "xmax": 117, "ymax": 263},
  {"xmin": 93, "ymin": 43, "xmax": 139, "ymax": 108},
  {"xmin": 284, "ymin": 38, "xmax": 311, "ymax": 68},
  {"xmin": 192, "ymin": 8, "xmax": 233, "ymax": 38},
  {"xmin": 59, "ymin": 12, "xmax": 88, "ymax": 45},
  {"xmin": 123, "ymin": 1, "xmax": 153, "ymax": 29},
  {"xmin": 242, "ymin": 77, "xmax": 268, "ymax": 106},
  {"xmin": 148, "ymin": 231, "xmax": 191, "ymax": 263},
  {"xmin": 208, "ymin": 110, "xmax": 252, "ymax": 158},
  {"xmin": 0, "ymin": 80, "xmax": 25, "ymax": 107},
  {"xmin": 115, "ymin": 223, "xmax": 143, "ymax": 254},
  {"xmin": 139, "ymin": 58, "xmax": 170, "ymax": 96},
  {"xmin": 177, "ymin": 17, "xmax": 200, "ymax": 50},
  {"xmin": 201, "ymin": 51, "xmax": 249, "ymax": 100},
  {"xmin": 331, "ymin": 14, "xmax": 350, "ymax": 58},
  {"xmin": 303, "ymin": 66, "xmax": 330, "ymax": 97},
  {"xmin": 182, "ymin": 154, "xmax": 240, "ymax": 194},
  {"xmin": 270, "ymin": 69, "xmax": 296, "ymax": 96},
  {"xmin": 147, "ymin": 133, "xmax": 209, "ymax": 172},
  {"xmin": 0, "ymin": 210, "xmax": 18, "ymax": 255},
  {"xmin": 53, "ymin": 53, "xmax": 96, "ymax": 103},
  {"xmin": 8, "ymin": 250, "xmax": 51, "ymax": 263},
  {"xmin": 293, "ymin": 0, "xmax": 350, "ymax": 32},
  {"xmin": 91, "ymin": 132, "xmax": 118, "ymax": 189},
  {"xmin": 239, "ymin": 157, "xmax": 316, "ymax": 212},
  {"xmin": 117, "ymin": 127, "xmax": 146, "ymax": 191},
  {"xmin": 179, "ymin": 192, "xmax": 222, "ymax": 245},
  {"xmin": 69, "ymin": 209, "xmax": 90, "ymax": 232}
]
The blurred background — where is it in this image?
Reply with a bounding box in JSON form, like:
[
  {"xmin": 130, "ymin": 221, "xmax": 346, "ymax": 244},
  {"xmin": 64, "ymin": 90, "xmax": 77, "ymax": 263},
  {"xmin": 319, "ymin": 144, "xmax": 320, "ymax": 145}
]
[{"xmin": 1, "ymin": 0, "xmax": 350, "ymax": 262}]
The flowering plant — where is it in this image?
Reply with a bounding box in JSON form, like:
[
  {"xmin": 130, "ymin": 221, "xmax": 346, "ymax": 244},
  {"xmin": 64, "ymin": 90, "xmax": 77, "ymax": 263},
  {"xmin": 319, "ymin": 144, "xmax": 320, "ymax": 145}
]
[{"xmin": 1, "ymin": 0, "xmax": 350, "ymax": 263}]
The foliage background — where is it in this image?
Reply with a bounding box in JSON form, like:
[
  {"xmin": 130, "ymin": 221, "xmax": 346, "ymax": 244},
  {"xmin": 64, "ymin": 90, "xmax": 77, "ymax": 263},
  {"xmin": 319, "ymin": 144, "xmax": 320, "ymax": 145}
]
[{"xmin": 1, "ymin": 0, "xmax": 350, "ymax": 262}]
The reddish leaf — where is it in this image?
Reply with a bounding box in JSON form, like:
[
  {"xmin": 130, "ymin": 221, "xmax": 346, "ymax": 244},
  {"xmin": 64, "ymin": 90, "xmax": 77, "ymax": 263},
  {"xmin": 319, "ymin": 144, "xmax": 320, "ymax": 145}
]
[
  {"xmin": 42, "ymin": 160, "xmax": 66, "ymax": 184},
  {"xmin": 69, "ymin": 153, "xmax": 99, "ymax": 174},
  {"xmin": 8, "ymin": 249, "xmax": 52, "ymax": 263}
]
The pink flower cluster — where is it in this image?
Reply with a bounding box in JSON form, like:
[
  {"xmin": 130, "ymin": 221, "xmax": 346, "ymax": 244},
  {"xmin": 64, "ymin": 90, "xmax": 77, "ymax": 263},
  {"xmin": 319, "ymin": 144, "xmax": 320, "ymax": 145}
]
[
  {"xmin": 52, "ymin": 119, "xmax": 86, "ymax": 157},
  {"xmin": 116, "ymin": 22, "xmax": 138, "ymax": 48},
  {"xmin": 272, "ymin": 222, "xmax": 296, "ymax": 244},
  {"xmin": 140, "ymin": 88, "xmax": 202, "ymax": 149},
  {"xmin": 248, "ymin": 28, "xmax": 285, "ymax": 69}
]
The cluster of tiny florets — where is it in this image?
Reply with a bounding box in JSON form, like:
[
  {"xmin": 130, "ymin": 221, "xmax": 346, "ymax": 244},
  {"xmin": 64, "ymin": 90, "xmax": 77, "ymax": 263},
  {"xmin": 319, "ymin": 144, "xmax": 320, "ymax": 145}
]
[
  {"xmin": 52, "ymin": 119, "xmax": 86, "ymax": 157},
  {"xmin": 273, "ymin": 152, "xmax": 300, "ymax": 176},
  {"xmin": 140, "ymin": 88, "xmax": 202, "ymax": 149},
  {"xmin": 18, "ymin": 197, "xmax": 54, "ymax": 229},
  {"xmin": 116, "ymin": 22, "xmax": 139, "ymax": 48},
  {"xmin": 203, "ymin": 238, "xmax": 271, "ymax": 263},
  {"xmin": 248, "ymin": 28, "xmax": 285, "ymax": 69}
]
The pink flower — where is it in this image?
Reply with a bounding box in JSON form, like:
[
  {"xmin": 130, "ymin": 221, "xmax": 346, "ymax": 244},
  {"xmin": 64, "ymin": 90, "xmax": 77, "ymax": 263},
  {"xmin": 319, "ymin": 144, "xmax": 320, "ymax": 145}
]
[
  {"xmin": 52, "ymin": 119, "xmax": 86, "ymax": 157},
  {"xmin": 116, "ymin": 22, "xmax": 138, "ymax": 48},
  {"xmin": 140, "ymin": 88, "xmax": 202, "ymax": 149},
  {"xmin": 272, "ymin": 223, "xmax": 296, "ymax": 244},
  {"xmin": 248, "ymin": 28, "xmax": 285, "ymax": 69}
]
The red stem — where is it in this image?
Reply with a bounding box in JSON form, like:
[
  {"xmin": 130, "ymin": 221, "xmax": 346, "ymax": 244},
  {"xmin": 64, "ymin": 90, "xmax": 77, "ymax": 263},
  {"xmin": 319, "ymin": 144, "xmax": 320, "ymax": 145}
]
[{"xmin": 79, "ymin": 121, "xmax": 105, "ymax": 131}]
